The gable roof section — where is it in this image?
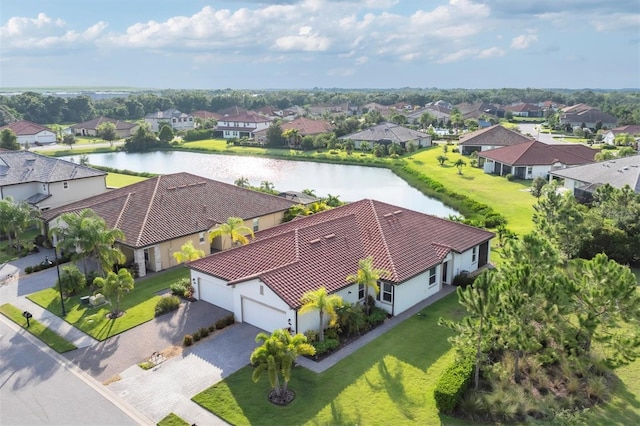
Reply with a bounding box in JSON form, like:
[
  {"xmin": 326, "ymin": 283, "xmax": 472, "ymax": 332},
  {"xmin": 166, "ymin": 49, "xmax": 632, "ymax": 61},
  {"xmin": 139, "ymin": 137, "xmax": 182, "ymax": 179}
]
[
  {"xmin": 458, "ymin": 124, "xmax": 533, "ymax": 147},
  {"xmin": 607, "ymin": 125, "xmax": 640, "ymax": 136},
  {"xmin": 339, "ymin": 122, "xmax": 429, "ymax": 143},
  {"xmin": 219, "ymin": 111, "xmax": 271, "ymax": 124},
  {"xmin": 189, "ymin": 199, "xmax": 494, "ymax": 308},
  {"xmin": 191, "ymin": 110, "xmax": 223, "ymax": 120},
  {"xmin": 40, "ymin": 172, "xmax": 297, "ymax": 248},
  {"xmin": 0, "ymin": 151, "xmax": 106, "ymax": 187},
  {"xmin": 550, "ymin": 155, "xmax": 640, "ymax": 193},
  {"xmin": 70, "ymin": 116, "xmax": 137, "ymax": 131},
  {"xmin": 478, "ymin": 141, "xmax": 598, "ymax": 166},
  {"xmin": 281, "ymin": 117, "xmax": 333, "ymax": 135},
  {"xmin": 0, "ymin": 120, "xmax": 52, "ymax": 136}
]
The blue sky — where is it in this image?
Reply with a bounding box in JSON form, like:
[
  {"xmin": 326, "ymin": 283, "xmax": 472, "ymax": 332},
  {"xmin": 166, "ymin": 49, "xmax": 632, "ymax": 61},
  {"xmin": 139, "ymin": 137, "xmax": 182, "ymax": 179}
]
[{"xmin": 1, "ymin": 0, "xmax": 639, "ymax": 90}]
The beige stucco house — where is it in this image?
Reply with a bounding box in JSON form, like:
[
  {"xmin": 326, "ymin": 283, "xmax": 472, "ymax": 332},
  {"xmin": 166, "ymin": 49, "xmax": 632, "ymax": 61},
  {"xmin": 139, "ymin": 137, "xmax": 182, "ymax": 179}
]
[{"xmin": 41, "ymin": 172, "xmax": 297, "ymax": 277}]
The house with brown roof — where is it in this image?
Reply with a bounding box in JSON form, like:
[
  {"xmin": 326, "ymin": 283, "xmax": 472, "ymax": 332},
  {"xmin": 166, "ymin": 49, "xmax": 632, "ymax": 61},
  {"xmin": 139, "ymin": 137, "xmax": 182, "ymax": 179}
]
[
  {"xmin": 0, "ymin": 120, "xmax": 56, "ymax": 146},
  {"xmin": 458, "ymin": 124, "xmax": 533, "ymax": 155},
  {"xmin": 254, "ymin": 117, "xmax": 333, "ymax": 146},
  {"xmin": 478, "ymin": 140, "xmax": 597, "ymax": 179},
  {"xmin": 68, "ymin": 116, "xmax": 139, "ymax": 138},
  {"xmin": 602, "ymin": 125, "xmax": 640, "ymax": 145},
  {"xmin": 188, "ymin": 199, "xmax": 494, "ymax": 333},
  {"xmin": 0, "ymin": 151, "xmax": 107, "ymax": 210},
  {"xmin": 504, "ymin": 102, "xmax": 543, "ymax": 118},
  {"xmin": 41, "ymin": 172, "xmax": 297, "ymax": 277},
  {"xmin": 559, "ymin": 104, "xmax": 617, "ymax": 129},
  {"xmin": 216, "ymin": 112, "xmax": 271, "ymax": 139},
  {"xmin": 191, "ymin": 110, "xmax": 223, "ymax": 122},
  {"xmin": 339, "ymin": 122, "xmax": 432, "ymax": 149}
]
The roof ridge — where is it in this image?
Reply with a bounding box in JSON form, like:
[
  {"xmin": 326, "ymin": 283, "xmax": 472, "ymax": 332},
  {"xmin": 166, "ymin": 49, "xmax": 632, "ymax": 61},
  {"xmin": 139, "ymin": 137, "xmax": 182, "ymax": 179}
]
[
  {"xmin": 368, "ymin": 199, "xmax": 399, "ymax": 280},
  {"xmin": 114, "ymin": 192, "xmax": 132, "ymax": 231},
  {"xmin": 136, "ymin": 176, "xmax": 161, "ymax": 246}
]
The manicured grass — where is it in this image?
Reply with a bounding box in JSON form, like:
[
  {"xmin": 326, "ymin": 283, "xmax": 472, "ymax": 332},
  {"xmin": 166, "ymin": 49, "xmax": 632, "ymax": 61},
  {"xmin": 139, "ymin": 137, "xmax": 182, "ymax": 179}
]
[
  {"xmin": 193, "ymin": 294, "xmax": 469, "ymax": 425},
  {"xmin": 0, "ymin": 303, "xmax": 77, "ymax": 353},
  {"xmin": 157, "ymin": 412, "xmax": 189, "ymax": 426},
  {"xmin": 27, "ymin": 267, "xmax": 188, "ymax": 341},
  {"xmin": 405, "ymin": 146, "xmax": 537, "ymax": 235},
  {"xmin": 0, "ymin": 228, "xmax": 42, "ymax": 264},
  {"xmin": 106, "ymin": 172, "xmax": 148, "ymax": 188}
]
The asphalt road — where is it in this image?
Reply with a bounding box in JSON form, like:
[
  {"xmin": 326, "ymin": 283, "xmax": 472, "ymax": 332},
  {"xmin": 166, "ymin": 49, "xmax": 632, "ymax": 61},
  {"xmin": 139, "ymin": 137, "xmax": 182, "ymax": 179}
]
[{"xmin": 0, "ymin": 321, "xmax": 145, "ymax": 426}]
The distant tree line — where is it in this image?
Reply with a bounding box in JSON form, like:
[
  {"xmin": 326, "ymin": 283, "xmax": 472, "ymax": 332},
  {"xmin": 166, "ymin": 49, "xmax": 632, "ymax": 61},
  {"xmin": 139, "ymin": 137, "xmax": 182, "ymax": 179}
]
[{"xmin": 1, "ymin": 88, "xmax": 638, "ymax": 126}]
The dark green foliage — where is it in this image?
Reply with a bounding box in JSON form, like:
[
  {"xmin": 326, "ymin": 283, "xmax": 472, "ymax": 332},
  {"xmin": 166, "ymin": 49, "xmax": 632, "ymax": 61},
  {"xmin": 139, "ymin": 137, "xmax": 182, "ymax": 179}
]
[
  {"xmin": 193, "ymin": 331, "xmax": 202, "ymax": 342},
  {"xmin": 504, "ymin": 173, "xmax": 514, "ymax": 181},
  {"xmin": 24, "ymin": 266, "xmax": 33, "ymax": 274},
  {"xmin": 208, "ymin": 324, "xmax": 216, "ymax": 332},
  {"xmin": 434, "ymin": 354, "xmax": 474, "ymax": 413},
  {"xmin": 155, "ymin": 295, "xmax": 181, "ymax": 316},
  {"xmin": 313, "ymin": 338, "xmax": 340, "ymax": 355},
  {"xmin": 170, "ymin": 278, "xmax": 191, "ymax": 297},
  {"xmin": 183, "ymin": 129, "xmax": 213, "ymax": 141},
  {"xmin": 215, "ymin": 314, "xmax": 235, "ymax": 329},
  {"xmin": 183, "ymin": 334, "xmax": 194, "ymax": 346},
  {"xmin": 452, "ymin": 272, "xmax": 476, "ymax": 288},
  {"xmin": 366, "ymin": 306, "xmax": 388, "ymax": 327},
  {"xmin": 124, "ymin": 125, "xmax": 167, "ymax": 152},
  {"xmin": 1, "ymin": 129, "xmax": 20, "ymax": 150}
]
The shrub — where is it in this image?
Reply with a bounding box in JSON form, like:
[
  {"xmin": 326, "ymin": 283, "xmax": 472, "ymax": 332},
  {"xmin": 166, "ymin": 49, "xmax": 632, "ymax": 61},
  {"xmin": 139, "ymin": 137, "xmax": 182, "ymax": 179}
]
[
  {"xmin": 483, "ymin": 212, "xmax": 507, "ymax": 228},
  {"xmin": 183, "ymin": 334, "xmax": 194, "ymax": 346},
  {"xmin": 170, "ymin": 278, "xmax": 191, "ymax": 297},
  {"xmin": 504, "ymin": 173, "xmax": 514, "ymax": 181},
  {"xmin": 155, "ymin": 295, "xmax": 181, "ymax": 316},
  {"xmin": 366, "ymin": 306, "xmax": 388, "ymax": 327},
  {"xmin": 33, "ymin": 264, "xmax": 43, "ymax": 273},
  {"xmin": 304, "ymin": 329, "xmax": 319, "ymax": 343},
  {"xmin": 198, "ymin": 327, "xmax": 210, "ymax": 338},
  {"xmin": 208, "ymin": 325, "xmax": 216, "ymax": 333},
  {"xmin": 193, "ymin": 331, "xmax": 202, "ymax": 342},
  {"xmin": 24, "ymin": 266, "xmax": 33, "ymax": 274},
  {"xmin": 452, "ymin": 272, "xmax": 476, "ymax": 288},
  {"xmin": 215, "ymin": 314, "xmax": 235, "ymax": 328},
  {"xmin": 314, "ymin": 338, "xmax": 340, "ymax": 355},
  {"xmin": 434, "ymin": 353, "xmax": 474, "ymax": 413},
  {"xmin": 324, "ymin": 327, "xmax": 339, "ymax": 341}
]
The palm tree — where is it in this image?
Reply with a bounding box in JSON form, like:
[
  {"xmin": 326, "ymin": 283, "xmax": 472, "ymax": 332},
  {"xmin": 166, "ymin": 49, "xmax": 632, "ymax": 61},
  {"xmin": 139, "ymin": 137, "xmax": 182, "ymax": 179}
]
[
  {"xmin": 359, "ymin": 141, "xmax": 370, "ymax": 153},
  {"xmin": 209, "ymin": 216, "xmax": 254, "ymax": 249},
  {"xmin": 250, "ymin": 329, "xmax": 315, "ymax": 403},
  {"xmin": 346, "ymin": 256, "xmax": 390, "ymax": 315},
  {"xmin": 172, "ymin": 240, "xmax": 205, "ymax": 264},
  {"xmin": 0, "ymin": 197, "xmax": 36, "ymax": 253},
  {"xmin": 301, "ymin": 188, "xmax": 316, "ymax": 197},
  {"xmin": 299, "ymin": 287, "xmax": 343, "ymax": 341},
  {"xmin": 453, "ymin": 158, "xmax": 466, "ymax": 175},
  {"xmin": 260, "ymin": 181, "xmax": 275, "ymax": 192},
  {"xmin": 437, "ymin": 154, "xmax": 448, "ymax": 166},
  {"xmin": 93, "ymin": 268, "xmax": 135, "ymax": 318},
  {"xmin": 234, "ymin": 176, "xmax": 250, "ymax": 187},
  {"xmin": 342, "ymin": 139, "xmax": 355, "ymax": 155},
  {"xmin": 388, "ymin": 142, "xmax": 403, "ymax": 156},
  {"xmin": 324, "ymin": 194, "xmax": 342, "ymax": 207}
]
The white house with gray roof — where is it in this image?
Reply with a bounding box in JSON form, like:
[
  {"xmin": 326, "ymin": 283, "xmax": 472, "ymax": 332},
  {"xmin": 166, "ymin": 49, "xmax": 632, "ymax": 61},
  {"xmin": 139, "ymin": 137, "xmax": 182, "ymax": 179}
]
[
  {"xmin": 0, "ymin": 151, "xmax": 108, "ymax": 211},
  {"xmin": 339, "ymin": 122, "xmax": 432, "ymax": 149},
  {"xmin": 144, "ymin": 108, "xmax": 194, "ymax": 132}
]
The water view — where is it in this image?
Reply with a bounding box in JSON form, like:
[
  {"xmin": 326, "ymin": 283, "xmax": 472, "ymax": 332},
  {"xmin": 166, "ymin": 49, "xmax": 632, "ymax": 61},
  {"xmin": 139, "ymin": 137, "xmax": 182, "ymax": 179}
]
[{"xmin": 65, "ymin": 151, "xmax": 459, "ymax": 217}]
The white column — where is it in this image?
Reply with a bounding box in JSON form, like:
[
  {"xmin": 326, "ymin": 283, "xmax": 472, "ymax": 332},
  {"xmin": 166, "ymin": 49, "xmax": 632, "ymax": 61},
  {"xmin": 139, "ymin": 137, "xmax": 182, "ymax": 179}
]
[
  {"xmin": 134, "ymin": 249, "xmax": 146, "ymax": 278},
  {"xmin": 154, "ymin": 245, "xmax": 162, "ymax": 272}
]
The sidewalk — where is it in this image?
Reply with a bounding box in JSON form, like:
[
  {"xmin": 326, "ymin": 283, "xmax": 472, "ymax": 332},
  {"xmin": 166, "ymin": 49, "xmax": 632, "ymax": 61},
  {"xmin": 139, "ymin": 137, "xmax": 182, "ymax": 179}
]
[{"xmin": 296, "ymin": 285, "xmax": 457, "ymax": 373}]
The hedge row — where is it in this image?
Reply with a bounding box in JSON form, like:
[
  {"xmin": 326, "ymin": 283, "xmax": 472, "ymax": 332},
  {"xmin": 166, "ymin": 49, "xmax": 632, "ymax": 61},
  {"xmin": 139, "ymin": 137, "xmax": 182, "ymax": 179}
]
[{"xmin": 433, "ymin": 353, "xmax": 474, "ymax": 414}]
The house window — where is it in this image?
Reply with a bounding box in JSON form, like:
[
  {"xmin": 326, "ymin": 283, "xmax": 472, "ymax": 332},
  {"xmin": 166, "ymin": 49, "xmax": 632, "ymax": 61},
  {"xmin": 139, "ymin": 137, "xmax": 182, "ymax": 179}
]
[
  {"xmin": 189, "ymin": 117, "xmax": 193, "ymax": 121},
  {"xmin": 42, "ymin": 183, "xmax": 46, "ymax": 191},
  {"xmin": 253, "ymin": 218, "xmax": 259, "ymax": 232},
  {"xmin": 199, "ymin": 232, "xmax": 205, "ymax": 243},
  {"xmin": 429, "ymin": 267, "xmax": 437, "ymax": 287},
  {"xmin": 527, "ymin": 166, "xmax": 533, "ymax": 175},
  {"xmin": 472, "ymin": 247, "xmax": 477, "ymax": 263},
  {"xmin": 376, "ymin": 282, "xmax": 393, "ymax": 303},
  {"xmin": 63, "ymin": 181, "xmax": 69, "ymax": 190},
  {"xmin": 358, "ymin": 283, "xmax": 365, "ymax": 299},
  {"xmin": 260, "ymin": 285, "xmax": 264, "ymax": 295}
]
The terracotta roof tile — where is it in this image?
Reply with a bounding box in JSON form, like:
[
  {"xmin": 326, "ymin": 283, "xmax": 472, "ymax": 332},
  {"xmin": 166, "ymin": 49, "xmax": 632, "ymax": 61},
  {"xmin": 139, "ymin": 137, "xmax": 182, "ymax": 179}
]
[
  {"xmin": 0, "ymin": 120, "xmax": 52, "ymax": 136},
  {"xmin": 459, "ymin": 124, "xmax": 532, "ymax": 147},
  {"xmin": 189, "ymin": 199, "xmax": 494, "ymax": 308},
  {"xmin": 478, "ymin": 140, "xmax": 597, "ymax": 166}
]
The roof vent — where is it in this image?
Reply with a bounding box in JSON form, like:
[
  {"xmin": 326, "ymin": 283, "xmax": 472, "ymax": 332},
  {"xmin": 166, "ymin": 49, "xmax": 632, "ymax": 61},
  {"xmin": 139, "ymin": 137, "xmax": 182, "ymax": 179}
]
[
  {"xmin": 309, "ymin": 238, "xmax": 321, "ymax": 244},
  {"xmin": 167, "ymin": 186, "xmax": 176, "ymax": 190},
  {"xmin": 324, "ymin": 233, "xmax": 335, "ymax": 239},
  {"xmin": 393, "ymin": 210, "xmax": 403, "ymax": 215},
  {"xmin": 383, "ymin": 213, "xmax": 393, "ymax": 218}
]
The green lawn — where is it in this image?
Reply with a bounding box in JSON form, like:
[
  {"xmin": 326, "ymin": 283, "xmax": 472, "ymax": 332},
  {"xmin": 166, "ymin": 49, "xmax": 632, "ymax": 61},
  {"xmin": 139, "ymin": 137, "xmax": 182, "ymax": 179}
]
[
  {"xmin": 27, "ymin": 267, "xmax": 188, "ymax": 341},
  {"xmin": 106, "ymin": 172, "xmax": 148, "ymax": 188},
  {"xmin": 0, "ymin": 303, "xmax": 77, "ymax": 352},
  {"xmin": 405, "ymin": 146, "xmax": 537, "ymax": 235},
  {"xmin": 193, "ymin": 294, "xmax": 469, "ymax": 425},
  {"xmin": 157, "ymin": 412, "xmax": 189, "ymax": 426},
  {"xmin": 0, "ymin": 228, "xmax": 42, "ymax": 264}
]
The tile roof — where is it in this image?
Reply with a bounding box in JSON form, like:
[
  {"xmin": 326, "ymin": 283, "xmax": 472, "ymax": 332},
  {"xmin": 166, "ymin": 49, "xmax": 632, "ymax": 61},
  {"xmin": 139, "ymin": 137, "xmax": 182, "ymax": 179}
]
[
  {"xmin": 607, "ymin": 125, "xmax": 640, "ymax": 135},
  {"xmin": 0, "ymin": 151, "xmax": 106, "ymax": 187},
  {"xmin": 339, "ymin": 122, "xmax": 430, "ymax": 143},
  {"xmin": 40, "ymin": 172, "xmax": 297, "ymax": 248},
  {"xmin": 218, "ymin": 106, "xmax": 248, "ymax": 116},
  {"xmin": 550, "ymin": 154, "xmax": 640, "ymax": 193},
  {"xmin": 189, "ymin": 199, "xmax": 494, "ymax": 308},
  {"xmin": 458, "ymin": 124, "xmax": 533, "ymax": 147},
  {"xmin": 0, "ymin": 120, "xmax": 52, "ymax": 136},
  {"xmin": 191, "ymin": 110, "xmax": 223, "ymax": 120},
  {"xmin": 70, "ymin": 116, "xmax": 137, "ymax": 131},
  {"xmin": 218, "ymin": 112, "xmax": 271, "ymax": 124},
  {"xmin": 281, "ymin": 117, "xmax": 333, "ymax": 135},
  {"xmin": 478, "ymin": 141, "xmax": 598, "ymax": 166}
]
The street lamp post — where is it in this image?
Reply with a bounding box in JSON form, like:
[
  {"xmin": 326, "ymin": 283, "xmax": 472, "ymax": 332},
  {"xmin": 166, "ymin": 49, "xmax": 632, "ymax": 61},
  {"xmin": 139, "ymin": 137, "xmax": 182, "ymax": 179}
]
[{"xmin": 54, "ymin": 245, "xmax": 66, "ymax": 316}]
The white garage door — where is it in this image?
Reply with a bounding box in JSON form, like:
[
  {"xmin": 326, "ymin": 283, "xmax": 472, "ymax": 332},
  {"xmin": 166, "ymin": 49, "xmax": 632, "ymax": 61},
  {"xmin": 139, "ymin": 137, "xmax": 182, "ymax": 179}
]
[
  {"xmin": 198, "ymin": 277, "xmax": 234, "ymax": 311},
  {"xmin": 241, "ymin": 297, "xmax": 287, "ymax": 333}
]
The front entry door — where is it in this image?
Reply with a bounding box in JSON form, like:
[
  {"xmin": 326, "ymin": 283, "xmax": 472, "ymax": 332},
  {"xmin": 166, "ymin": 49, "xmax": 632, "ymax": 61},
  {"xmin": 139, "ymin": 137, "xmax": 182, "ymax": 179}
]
[{"xmin": 441, "ymin": 261, "xmax": 449, "ymax": 284}]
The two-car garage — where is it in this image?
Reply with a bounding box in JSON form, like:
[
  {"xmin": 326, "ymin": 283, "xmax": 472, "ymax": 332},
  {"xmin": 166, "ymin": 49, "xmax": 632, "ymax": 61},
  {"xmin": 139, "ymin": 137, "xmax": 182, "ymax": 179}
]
[{"xmin": 240, "ymin": 297, "xmax": 287, "ymax": 333}]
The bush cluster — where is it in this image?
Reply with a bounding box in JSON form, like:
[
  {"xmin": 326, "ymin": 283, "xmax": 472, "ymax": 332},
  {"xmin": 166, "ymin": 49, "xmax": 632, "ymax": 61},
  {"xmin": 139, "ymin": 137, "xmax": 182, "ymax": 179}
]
[
  {"xmin": 434, "ymin": 353, "xmax": 474, "ymax": 414},
  {"xmin": 313, "ymin": 338, "xmax": 339, "ymax": 355},
  {"xmin": 170, "ymin": 278, "xmax": 191, "ymax": 297},
  {"xmin": 182, "ymin": 314, "xmax": 235, "ymax": 347},
  {"xmin": 154, "ymin": 295, "xmax": 181, "ymax": 316},
  {"xmin": 452, "ymin": 272, "xmax": 476, "ymax": 288}
]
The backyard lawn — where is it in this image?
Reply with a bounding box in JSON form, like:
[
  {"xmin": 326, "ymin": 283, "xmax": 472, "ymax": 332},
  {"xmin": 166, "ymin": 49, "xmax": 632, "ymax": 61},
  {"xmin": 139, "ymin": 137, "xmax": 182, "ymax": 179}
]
[
  {"xmin": 193, "ymin": 291, "xmax": 640, "ymax": 425},
  {"xmin": 27, "ymin": 267, "xmax": 188, "ymax": 341},
  {"xmin": 105, "ymin": 172, "xmax": 148, "ymax": 188}
]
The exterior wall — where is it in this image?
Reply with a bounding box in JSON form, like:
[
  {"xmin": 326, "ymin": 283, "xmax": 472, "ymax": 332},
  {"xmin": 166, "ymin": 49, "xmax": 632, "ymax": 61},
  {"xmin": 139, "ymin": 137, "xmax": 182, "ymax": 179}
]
[
  {"xmin": 16, "ymin": 130, "xmax": 56, "ymax": 145},
  {"xmin": 450, "ymin": 244, "xmax": 488, "ymax": 277},
  {"xmin": 145, "ymin": 116, "xmax": 194, "ymax": 132},
  {"xmin": 36, "ymin": 176, "xmax": 108, "ymax": 210},
  {"xmin": 211, "ymin": 211, "xmax": 286, "ymax": 251},
  {"xmin": 156, "ymin": 232, "xmax": 212, "ymax": 271},
  {"xmin": 393, "ymin": 267, "xmax": 441, "ymax": 315},
  {"xmin": 233, "ymin": 277, "xmax": 295, "ymax": 329},
  {"xmin": 191, "ymin": 271, "xmax": 235, "ymax": 311},
  {"xmin": 1, "ymin": 182, "xmax": 41, "ymax": 202}
]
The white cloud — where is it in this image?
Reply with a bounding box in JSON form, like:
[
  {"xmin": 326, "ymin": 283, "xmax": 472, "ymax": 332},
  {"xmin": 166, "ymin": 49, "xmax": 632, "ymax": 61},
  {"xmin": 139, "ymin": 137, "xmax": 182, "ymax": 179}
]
[
  {"xmin": 477, "ymin": 46, "xmax": 506, "ymax": 59},
  {"xmin": 273, "ymin": 26, "xmax": 331, "ymax": 52},
  {"xmin": 436, "ymin": 48, "xmax": 475, "ymax": 64},
  {"xmin": 511, "ymin": 33, "xmax": 538, "ymax": 49},
  {"xmin": 591, "ymin": 13, "xmax": 640, "ymax": 32},
  {"xmin": 356, "ymin": 56, "xmax": 369, "ymax": 64}
]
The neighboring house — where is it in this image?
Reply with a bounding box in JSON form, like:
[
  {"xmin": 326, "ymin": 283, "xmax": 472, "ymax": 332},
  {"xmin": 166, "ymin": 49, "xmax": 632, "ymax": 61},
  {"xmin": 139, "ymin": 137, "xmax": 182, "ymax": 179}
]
[
  {"xmin": 0, "ymin": 151, "xmax": 107, "ymax": 211},
  {"xmin": 602, "ymin": 125, "xmax": 640, "ymax": 145},
  {"xmin": 504, "ymin": 102, "xmax": 543, "ymax": 117},
  {"xmin": 456, "ymin": 102, "xmax": 502, "ymax": 120},
  {"xmin": 550, "ymin": 155, "xmax": 640, "ymax": 202},
  {"xmin": 0, "ymin": 120, "xmax": 56, "ymax": 146},
  {"xmin": 559, "ymin": 104, "xmax": 617, "ymax": 129},
  {"xmin": 41, "ymin": 172, "xmax": 297, "ymax": 277},
  {"xmin": 191, "ymin": 110, "xmax": 223, "ymax": 122},
  {"xmin": 281, "ymin": 117, "xmax": 333, "ymax": 136},
  {"xmin": 216, "ymin": 112, "xmax": 272, "ymax": 139},
  {"xmin": 407, "ymin": 107, "xmax": 450, "ymax": 126},
  {"xmin": 217, "ymin": 106, "xmax": 248, "ymax": 116},
  {"xmin": 339, "ymin": 122, "xmax": 432, "ymax": 149},
  {"xmin": 277, "ymin": 191, "xmax": 319, "ymax": 205},
  {"xmin": 188, "ymin": 199, "xmax": 494, "ymax": 334},
  {"xmin": 308, "ymin": 102, "xmax": 357, "ymax": 116},
  {"xmin": 68, "ymin": 116, "xmax": 139, "ymax": 138},
  {"xmin": 478, "ymin": 140, "xmax": 598, "ymax": 179},
  {"xmin": 458, "ymin": 124, "xmax": 533, "ymax": 155},
  {"xmin": 144, "ymin": 109, "xmax": 194, "ymax": 132}
]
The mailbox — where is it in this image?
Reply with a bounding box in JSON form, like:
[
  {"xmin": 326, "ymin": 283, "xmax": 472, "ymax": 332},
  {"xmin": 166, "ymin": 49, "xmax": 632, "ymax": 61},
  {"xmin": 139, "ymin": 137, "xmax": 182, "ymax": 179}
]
[{"xmin": 22, "ymin": 311, "xmax": 33, "ymax": 327}]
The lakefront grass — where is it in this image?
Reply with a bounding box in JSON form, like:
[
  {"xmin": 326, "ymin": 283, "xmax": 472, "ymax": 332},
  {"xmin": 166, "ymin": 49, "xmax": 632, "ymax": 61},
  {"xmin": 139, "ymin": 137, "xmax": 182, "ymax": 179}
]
[{"xmin": 27, "ymin": 267, "xmax": 188, "ymax": 341}]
